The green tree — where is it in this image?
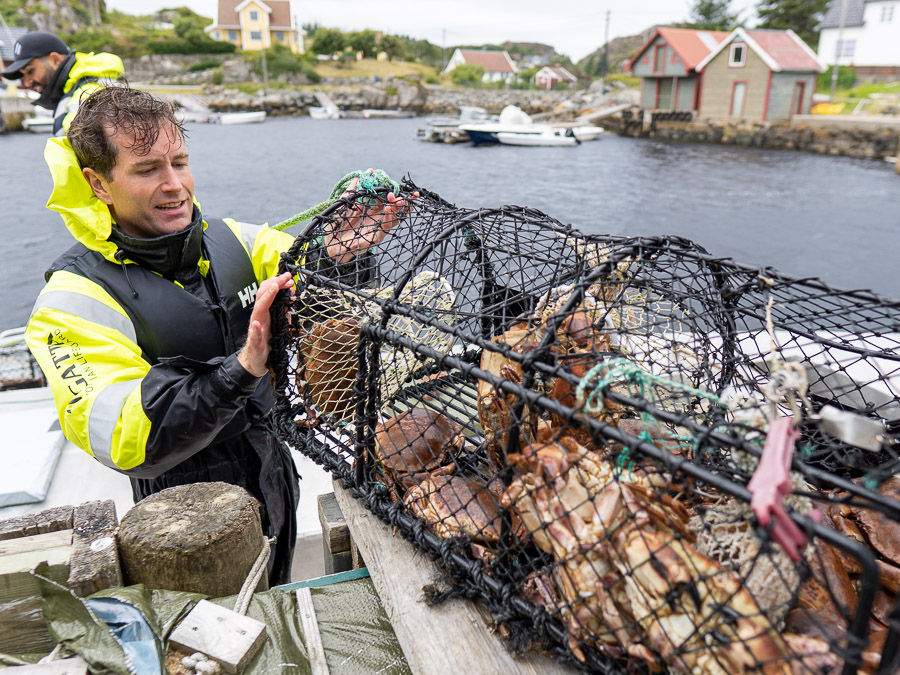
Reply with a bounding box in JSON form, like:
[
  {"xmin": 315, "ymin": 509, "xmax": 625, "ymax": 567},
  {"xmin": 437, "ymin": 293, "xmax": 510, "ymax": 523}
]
[
  {"xmin": 174, "ymin": 15, "xmax": 207, "ymax": 45},
  {"xmin": 450, "ymin": 63, "xmax": 485, "ymax": 87},
  {"xmin": 310, "ymin": 27, "xmax": 345, "ymax": 55},
  {"xmin": 378, "ymin": 34, "xmax": 406, "ymax": 60},
  {"xmin": 756, "ymin": 0, "xmax": 831, "ymax": 46},
  {"xmin": 346, "ymin": 29, "xmax": 378, "ymax": 57},
  {"xmin": 678, "ymin": 0, "xmax": 740, "ymax": 30}
]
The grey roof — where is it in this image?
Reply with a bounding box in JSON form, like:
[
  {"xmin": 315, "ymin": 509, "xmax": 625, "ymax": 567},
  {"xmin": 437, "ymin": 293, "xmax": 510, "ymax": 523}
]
[
  {"xmin": 820, "ymin": 0, "xmax": 866, "ymax": 29},
  {"xmin": 0, "ymin": 27, "xmax": 29, "ymax": 64}
]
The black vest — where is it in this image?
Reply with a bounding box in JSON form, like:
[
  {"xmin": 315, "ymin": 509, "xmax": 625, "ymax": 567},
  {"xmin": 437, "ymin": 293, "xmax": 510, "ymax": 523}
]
[{"xmin": 47, "ymin": 219, "xmax": 274, "ymax": 420}]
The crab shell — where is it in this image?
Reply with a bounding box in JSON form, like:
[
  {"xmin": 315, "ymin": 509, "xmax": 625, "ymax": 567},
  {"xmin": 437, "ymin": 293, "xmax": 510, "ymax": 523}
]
[
  {"xmin": 373, "ymin": 407, "xmax": 463, "ymax": 487},
  {"xmin": 404, "ymin": 473, "xmax": 503, "ymax": 543},
  {"xmin": 477, "ymin": 325, "xmax": 542, "ymax": 470},
  {"xmin": 297, "ymin": 317, "xmax": 360, "ymax": 421}
]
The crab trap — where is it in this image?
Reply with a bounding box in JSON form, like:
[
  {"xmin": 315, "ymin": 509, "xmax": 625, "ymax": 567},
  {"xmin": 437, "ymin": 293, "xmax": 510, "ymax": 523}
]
[{"xmin": 269, "ymin": 180, "xmax": 900, "ymax": 674}]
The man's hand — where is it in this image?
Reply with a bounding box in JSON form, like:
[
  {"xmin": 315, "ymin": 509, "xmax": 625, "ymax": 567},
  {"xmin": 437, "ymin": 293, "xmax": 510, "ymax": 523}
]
[
  {"xmin": 324, "ymin": 170, "xmax": 417, "ymax": 265},
  {"xmin": 238, "ymin": 272, "xmax": 293, "ymax": 377}
]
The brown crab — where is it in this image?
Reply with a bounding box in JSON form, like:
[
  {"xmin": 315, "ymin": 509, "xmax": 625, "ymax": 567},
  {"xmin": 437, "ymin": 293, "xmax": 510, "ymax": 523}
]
[
  {"xmin": 502, "ymin": 436, "xmax": 792, "ymax": 673},
  {"xmin": 296, "ymin": 317, "xmax": 360, "ymax": 424},
  {"xmin": 372, "ymin": 407, "xmax": 463, "ymax": 499},
  {"xmin": 404, "ymin": 473, "xmax": 505, "ymax": 564}
]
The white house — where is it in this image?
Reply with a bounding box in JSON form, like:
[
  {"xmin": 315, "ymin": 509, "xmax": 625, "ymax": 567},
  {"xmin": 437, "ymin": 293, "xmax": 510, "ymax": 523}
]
[
  {"xmin": 817, "ymin": 0, "xmax": 900, "ymax": 79},
  {"xmin": 442, "ymin": 49, "xmax": 517, "ymax": 84}
]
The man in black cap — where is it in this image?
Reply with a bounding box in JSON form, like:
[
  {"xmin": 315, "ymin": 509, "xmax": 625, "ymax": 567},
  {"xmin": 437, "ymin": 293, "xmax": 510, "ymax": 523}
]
[{"xmin": 2, "ymin": 31, "xmax": 124, "ymax": 135}]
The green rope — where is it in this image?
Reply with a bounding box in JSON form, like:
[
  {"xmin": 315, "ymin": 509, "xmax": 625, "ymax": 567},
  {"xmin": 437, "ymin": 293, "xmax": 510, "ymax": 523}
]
[
  {"xmin": 575, "ymin": 356, "xmax": 728, "ymax": 415},
  {"xmin": 272, "ymin": 169, "xmax": 401, "ymax": 231},
  {"xmin": 576, "ymin": 356, "xmax": 729, "ymax": 477}
]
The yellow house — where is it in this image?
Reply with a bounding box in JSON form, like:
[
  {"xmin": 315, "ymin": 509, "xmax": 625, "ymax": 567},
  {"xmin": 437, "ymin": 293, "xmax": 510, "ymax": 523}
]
[{"xmin": 205, "ymin": 0, "xmax": 303, "ymax": 53}]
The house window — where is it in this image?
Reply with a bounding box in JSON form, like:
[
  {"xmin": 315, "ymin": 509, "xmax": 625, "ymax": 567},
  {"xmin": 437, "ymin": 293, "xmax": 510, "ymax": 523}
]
[
  {"xmin": 250, "ymin": 10, "xmax": 259, "ymax": 21},
  {"xmin": 212, "ymin": 30, "xmax": 219, "ymax": 39},
  {"xmin": 882, "ymin": 4, "xmax": 894, "ymax": 21},
  {"xmin": 653, "ymin": 44, "xmax": 666, "ymax": 73},
  {"xmin": 835, "ymin": 39, "xmax": 856, "ymax": 58},
  {"xmin": 274, "ymin": 31, "xmax": 285, "ymax": 42},
  {"xmin": 227, "ymin": 29, "xmax": 238, "ymax": 41},
  {"xmin": 729, "ymin": 43, "xmax": 746, "ymax": 67},
  {"xmin": 250, "ymin": 30, "xmax": 262, "ymax": 41}
]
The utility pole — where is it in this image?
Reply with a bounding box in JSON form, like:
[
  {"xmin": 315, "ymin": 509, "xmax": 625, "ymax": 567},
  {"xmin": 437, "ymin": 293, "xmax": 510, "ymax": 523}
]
[
  {"xmin": 601, "ymin": 9, "xmax": 610, "ymax": 89},
  {"xmin": 441, "ymin": 28, "xmax": 446, "ymax": 72},
  {"xmin": 261, "ymin": 44, "xmax": 268, "ymax": 96},
  {"xmin": 830, "ymin": 0, "xmax": 848, "ymax": 101}
]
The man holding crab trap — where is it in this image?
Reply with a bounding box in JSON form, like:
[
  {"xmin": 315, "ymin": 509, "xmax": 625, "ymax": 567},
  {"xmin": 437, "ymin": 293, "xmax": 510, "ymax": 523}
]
[{"xmin": 24, "ymin": 86, "xmax": 411, "ymax": 585}]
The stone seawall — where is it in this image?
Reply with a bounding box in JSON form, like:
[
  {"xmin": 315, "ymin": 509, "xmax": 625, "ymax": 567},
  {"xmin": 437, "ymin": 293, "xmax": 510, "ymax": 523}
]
[{"xmin": 608, "ymin": 110, "xmax": 900, "ymax": 161}]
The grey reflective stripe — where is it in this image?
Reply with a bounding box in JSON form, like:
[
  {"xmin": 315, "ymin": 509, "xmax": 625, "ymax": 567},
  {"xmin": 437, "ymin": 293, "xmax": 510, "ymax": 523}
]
[
  {"xmin": 89, "ymin": 380, "xmax": 141, "ymax": 468},
  {"xmin": 32, "ymin": 290, "xmax": 137, "ymax": 344},
  {"xmin": 237, "ymin": 221, "xmax": 265, "ymax": 256}
]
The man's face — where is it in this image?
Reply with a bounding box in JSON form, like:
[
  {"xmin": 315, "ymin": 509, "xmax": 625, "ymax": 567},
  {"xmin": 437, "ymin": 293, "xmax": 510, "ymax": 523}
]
[
  {"xmin": 85, "ymin": 124, "xmax": 196, "ymax": 239},
  {"xmin": 19, "ymin": 53, "xmax": 65, "ymax": 93}
]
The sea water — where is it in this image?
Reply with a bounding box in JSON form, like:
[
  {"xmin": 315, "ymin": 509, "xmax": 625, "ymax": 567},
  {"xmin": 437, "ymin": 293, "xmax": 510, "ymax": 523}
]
[{"xmin": 2, "ymin": 115, "xmax": 898, "ymax": 331}]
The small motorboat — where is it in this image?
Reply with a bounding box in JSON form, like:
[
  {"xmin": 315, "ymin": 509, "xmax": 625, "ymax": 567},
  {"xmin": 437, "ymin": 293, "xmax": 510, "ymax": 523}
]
[
  {"xmin": 22, "ymin": 115, "xmax": 54, "ymax": 133},
  {"xmin": 496, "ymin": 129, "xmax": 580, "ymax": 147},
  {"xmin": 213, "ymin": 111, "xmax": 266, "ymax": 125}
]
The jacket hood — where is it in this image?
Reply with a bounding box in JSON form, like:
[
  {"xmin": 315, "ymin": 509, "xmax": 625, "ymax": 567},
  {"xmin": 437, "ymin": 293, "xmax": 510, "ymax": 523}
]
[
  {"xmin": 34, "ymin": 52, "xmax": 125, "ymax": 111},
  {"xmin": 44, "ymin": 136, "xmax": 202, "ymax": 263},
  {"xmin": 66, "ymin": 52, "xmax": 125, "ymax": 92}
]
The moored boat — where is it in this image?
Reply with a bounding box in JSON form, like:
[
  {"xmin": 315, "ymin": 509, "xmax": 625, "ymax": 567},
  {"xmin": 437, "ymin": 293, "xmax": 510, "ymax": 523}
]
[
  {"xmin": 213, "ymin": 111, "xmax": 266, "ymax": 125},
  {"xmin": 496, "ymin": 129, "xmax": 579, "ymax": 147}
]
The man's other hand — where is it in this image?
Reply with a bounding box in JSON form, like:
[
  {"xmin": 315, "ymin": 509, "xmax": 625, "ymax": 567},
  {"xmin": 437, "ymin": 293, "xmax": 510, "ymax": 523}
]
[
  {"xmin": 325, "ymin": 169, "xmax": 418, "ymax": 265},
  {"xmin": 238, "ymin": 272, "xmax": 293, "ymax": 377}
]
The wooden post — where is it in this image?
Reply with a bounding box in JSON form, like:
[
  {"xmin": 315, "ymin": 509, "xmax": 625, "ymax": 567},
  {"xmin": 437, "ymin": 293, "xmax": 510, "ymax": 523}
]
[
  {"xmin": 117, "ymin": 482, "xmax": 267, "ymax": 597},
  {"xmin": 317, "ymin": 492, "xmax": 352, "ymax": 575},
  {"xmin": 68, "ymin": 500, "xmax": 122, "ymax": 597}
]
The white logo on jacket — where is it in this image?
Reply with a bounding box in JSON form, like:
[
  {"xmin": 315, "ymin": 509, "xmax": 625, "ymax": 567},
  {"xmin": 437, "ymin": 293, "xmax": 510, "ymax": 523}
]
[{"xmin": 238, "ymin": 282, "xmax": 258, "ymax": 308}]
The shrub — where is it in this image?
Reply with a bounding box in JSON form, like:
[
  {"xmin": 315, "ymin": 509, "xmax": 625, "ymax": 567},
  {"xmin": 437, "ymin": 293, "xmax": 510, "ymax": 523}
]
[
  {"xmin": 818, "ymin": 65, "xmax": 857, "ymax": 91},
  {"xmin": 424, "ymin": 74, "xmax": 440, "ymax": 85},
  {"xmin": 450, "ymin": 64, "xmax": 484, "ymax": 87},
  {"xmin": 211, "ymin": 67, "xmax": 224, "ymax": 85},
  {"xmin": 188, "ymin": 58, "xmax": 221, "ymax": 72}
]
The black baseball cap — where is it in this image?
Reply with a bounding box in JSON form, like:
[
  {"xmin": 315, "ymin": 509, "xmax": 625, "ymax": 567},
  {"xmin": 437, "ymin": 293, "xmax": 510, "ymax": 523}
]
[{"xmin": 2, "ymin": 31, "xmax": 70, "ymax": 80}]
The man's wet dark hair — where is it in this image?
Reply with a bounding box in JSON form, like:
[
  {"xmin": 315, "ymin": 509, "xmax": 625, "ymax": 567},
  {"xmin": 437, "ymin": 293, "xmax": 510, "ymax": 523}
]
[{"xmin": 68, "ymin": 87, "xmax": 187, "ymax": 178}]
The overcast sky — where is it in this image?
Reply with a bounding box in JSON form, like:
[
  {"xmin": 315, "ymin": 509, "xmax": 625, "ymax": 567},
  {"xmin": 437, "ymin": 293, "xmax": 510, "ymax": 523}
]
[{"xmin": 107, "ymin": 0, "xmax": 761, "ymax": 62}]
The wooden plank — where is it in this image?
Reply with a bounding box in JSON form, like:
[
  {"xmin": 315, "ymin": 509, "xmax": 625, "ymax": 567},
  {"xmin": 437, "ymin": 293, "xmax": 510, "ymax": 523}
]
[
  {"xmin": 0, "ymin": 506, "xmax": 74, "ymax": 541},
  {"xmin": 323, "ymin": 547, "xmax": 351, "ymax": 576},
  {"xmin": 169, "ymin": 599, "xmax": 267, "ymax": 674},
  {"xmin": 0, "ymin": 529, "xmax": 73, "ymax": 557},
  {"xmin": 317, "ymin": 493, "xmax": 350, "ymax": 553},
  {"xmin": 4, "ymin": 657, "xmax": 89, "ymax": 674},
  {"xmin": 296, "ymin": 587, "xmax": 330, "ymax": 675},
  {"xmin": 0, "ymin": 546, "xmax": 72, "ymax": 575},
  {"xmin": 332, "ymin": 481, "xmax": 578, "ymax": 675},
  {"xmin": 67, "ymin": 499, "xmax": 122, "ymax": 597}
]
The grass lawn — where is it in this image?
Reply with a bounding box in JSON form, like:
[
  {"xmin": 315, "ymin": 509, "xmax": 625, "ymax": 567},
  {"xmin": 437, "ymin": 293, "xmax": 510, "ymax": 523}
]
[
  {"xmin": 313, "ymin": 58, "xmax": 439, "ymax": 80},
  {"xmin": 814, "ymin": 79, "xmax": 900, "ymax": 114}
]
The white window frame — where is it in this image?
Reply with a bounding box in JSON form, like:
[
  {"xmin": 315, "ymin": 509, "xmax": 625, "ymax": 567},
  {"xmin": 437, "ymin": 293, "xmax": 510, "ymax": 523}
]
[
  {"xmin": 882, "ymin": 4, "xmax": 894, "ymax": 21},
  {"xmin": 274, "ymin": 31, "xmax": 285, "ymax": 42},
  {"xmin": 250, "ymin": 30, "xmax": 262, "ymax": 41},
  {"xmin": 836, "ymin": 39, "xmax": 856, "ymax": 59},
  {"xmin": 729, "ymin": 43, "xmax": 747, "ymax": 67},
  {"xmin": 249, "ymin": 10, "xmax": 259, "ymax": 21},
  {"xmin": 227, "ymin": 29, "xmax": 238, "ymax": 41}
]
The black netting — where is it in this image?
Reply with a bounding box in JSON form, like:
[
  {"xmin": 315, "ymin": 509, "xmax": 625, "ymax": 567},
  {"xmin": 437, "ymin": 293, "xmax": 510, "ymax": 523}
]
[
  {"xmin": 0, "ymin": 330, "xmax": 46, "ymax": 391},
  {"xmin": 269, "ymin": 179, "xmax": 900, "ymax": 674}
]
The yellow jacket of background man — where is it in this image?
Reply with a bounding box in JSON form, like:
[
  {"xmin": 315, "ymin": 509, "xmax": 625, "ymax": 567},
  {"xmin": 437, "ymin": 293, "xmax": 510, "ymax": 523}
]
[{"xmin": 34, "ymin": 51, "xmax": 125, "ymax": 135}]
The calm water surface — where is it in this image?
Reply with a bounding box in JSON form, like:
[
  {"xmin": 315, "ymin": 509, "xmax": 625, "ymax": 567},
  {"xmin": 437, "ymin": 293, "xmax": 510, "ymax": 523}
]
[{"xmin": 1, "ymin": 116, "xmax": 898, "ymax": 331}]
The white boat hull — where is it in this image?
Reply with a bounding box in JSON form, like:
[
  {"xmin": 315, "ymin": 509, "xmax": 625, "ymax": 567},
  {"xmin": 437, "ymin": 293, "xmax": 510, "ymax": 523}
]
[
  {"xmin": 214, "ymin": 111, "xmax": 266, "ymax": 125},
  {"xmin": 497, "ymin": 131, "xmax": 579, "ymax": 147},
  {"xmin": 22, "ymin": 117, "xmax": 54, "ymax": 133}
]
